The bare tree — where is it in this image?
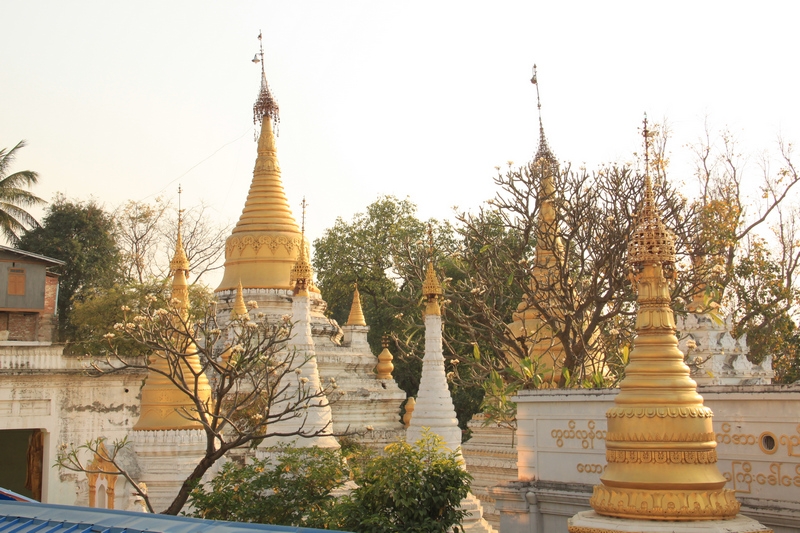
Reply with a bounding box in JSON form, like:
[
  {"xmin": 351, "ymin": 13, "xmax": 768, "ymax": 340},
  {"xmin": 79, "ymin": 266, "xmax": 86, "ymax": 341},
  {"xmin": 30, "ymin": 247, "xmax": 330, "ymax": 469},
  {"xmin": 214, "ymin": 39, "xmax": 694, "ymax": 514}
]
[
  {"xmin": 162, "ymin": 202, "xmax": 230, "ymax": 282},
  {"xmin": 116, "ymin": 199, "xmax": 170, "ymax": 283},
  {"xmin": 115, "ymin": 199, "xmax": 229, "ymax": 284},
  {"xmin": 57, "ymin": 298, "xmax": 336, "ymax": 515}
]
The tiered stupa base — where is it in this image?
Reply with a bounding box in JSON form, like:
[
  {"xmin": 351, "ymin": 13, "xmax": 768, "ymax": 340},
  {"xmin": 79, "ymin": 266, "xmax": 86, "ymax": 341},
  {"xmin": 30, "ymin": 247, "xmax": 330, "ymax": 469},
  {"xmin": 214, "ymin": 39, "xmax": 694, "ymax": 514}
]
[
  {"xmin": 568, "ymin": 510, "xmax": 772, "ymax": 533},
  {"xmin": 461, "ymin": 414, "xmax": 518, "ymax": 527},
  {"xmin": 216, "ymin": 288, "xmax": 406, "ymax": 445},
  {"xmin": 132, "ymin": 429, "xmax": 207, "ymax": 513},
  {"xmin": 460, "ymin": 492, "xmax": 497, "ymax": 533}
]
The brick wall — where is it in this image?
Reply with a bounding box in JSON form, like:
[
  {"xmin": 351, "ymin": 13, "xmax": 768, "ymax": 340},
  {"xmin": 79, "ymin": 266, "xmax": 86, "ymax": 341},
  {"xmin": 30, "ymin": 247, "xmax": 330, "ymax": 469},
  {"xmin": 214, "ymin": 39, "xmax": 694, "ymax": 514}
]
[
  {"xmin": 6, "ymin": 313, "xmax": 38, "ymax": 341},
  {"xmin": 44, "ymin": 275, "xmax": 58, "ymax": 315}
]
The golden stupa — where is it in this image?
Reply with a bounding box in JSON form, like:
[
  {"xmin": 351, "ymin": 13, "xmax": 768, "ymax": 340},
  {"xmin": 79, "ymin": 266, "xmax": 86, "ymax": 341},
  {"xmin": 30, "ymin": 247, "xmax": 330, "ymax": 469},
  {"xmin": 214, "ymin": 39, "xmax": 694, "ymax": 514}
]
[
  {"xmin": 290, "ymin": 234, "xmax": 313, "ymax": 297},
  {"xmin": 216, "ymin": 35, "xmax": 302, "ymax": 293},
  {"xmin": 505, "ymin": 66, "xmax": 566, "ymax": 384},
  {"xmin": 376, "ymin": 335, "xmax": 394, "ymax": 380},
  {"xmin": 134, "ymin": 217, "xmax": 212, "ymax": 431},
  {"xmin": 586, "ymin": 119, "xmax": 739, "ymax": 521},
  {"xmin": 229, "ymin": 281, "xmax": 250, "ymax": 321},
  {"xmin": 346, "ymin": 284, "xmax": 367, "ymax": 327}
]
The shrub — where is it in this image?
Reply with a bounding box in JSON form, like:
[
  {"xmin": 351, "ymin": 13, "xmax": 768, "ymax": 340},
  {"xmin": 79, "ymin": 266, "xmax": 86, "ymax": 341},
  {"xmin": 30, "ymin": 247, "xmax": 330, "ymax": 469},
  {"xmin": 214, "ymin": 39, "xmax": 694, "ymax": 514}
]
[{"xmin": 188, "ymin": 446, "xmax": 348, "ymax": 528}]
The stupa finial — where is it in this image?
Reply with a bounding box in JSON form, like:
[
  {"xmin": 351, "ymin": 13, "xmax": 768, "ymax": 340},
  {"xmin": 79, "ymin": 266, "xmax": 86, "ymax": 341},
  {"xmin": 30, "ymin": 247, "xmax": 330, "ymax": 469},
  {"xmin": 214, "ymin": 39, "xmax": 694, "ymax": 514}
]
[
  {"xmin": 230, "ymin": 280, "xmax": 250, "ymax": 321},
  {"xmin": 290, "ymin": 197, "xmax": 313, "ymax": 296},
  {"xmin": 170, "ymin": 185, "xmax": 190, "ymax": 276},
  {"xmin": 376, "ymin": 334, "xmax": 394, "ymax": 379},
  {"xmin": 422, "ymin": 225, "xmax": 443, "ymax": 316},
  {"xmin": 531, "ymin": 64, "xmax": 557, "ymax": 166},
  {"xmin": 627, "ymin": 114, "xmax": 676, "ymax": 271},
  {"xmin": 252, "ymin": 30, "xmax": 280, "ymax": 130}
]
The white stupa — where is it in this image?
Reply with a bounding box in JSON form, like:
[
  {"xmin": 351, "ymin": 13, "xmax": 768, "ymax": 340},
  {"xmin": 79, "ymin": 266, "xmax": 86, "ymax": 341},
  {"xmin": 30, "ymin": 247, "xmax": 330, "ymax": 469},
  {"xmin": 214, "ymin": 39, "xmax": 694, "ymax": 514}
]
[
  {"xmin": 407, "ymin": 249, "xmax": 494, "ymax": 533},
  {"xmin": 258, "ymin": 237, "xmax": 339, "ymax": 450}
]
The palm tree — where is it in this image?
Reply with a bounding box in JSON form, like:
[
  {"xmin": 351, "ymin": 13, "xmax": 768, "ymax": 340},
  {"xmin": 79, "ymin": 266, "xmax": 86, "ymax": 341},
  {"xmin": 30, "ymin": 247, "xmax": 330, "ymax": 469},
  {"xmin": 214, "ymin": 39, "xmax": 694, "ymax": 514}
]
[{"xmin": 0, "ymin": 140, "xmax": 45, "ymax": 243}]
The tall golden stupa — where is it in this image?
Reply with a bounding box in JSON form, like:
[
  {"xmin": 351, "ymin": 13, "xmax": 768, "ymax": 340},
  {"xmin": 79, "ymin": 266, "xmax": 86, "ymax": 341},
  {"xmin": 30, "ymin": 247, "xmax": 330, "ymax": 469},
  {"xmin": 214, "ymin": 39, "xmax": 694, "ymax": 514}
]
[
  {"xmin": 505, "ymin": 65, "xmax": 566, "ymax": 384},
  {"xmin": 215, "ymin": 33, "xmax": 302, "ymax": 293},
  {"xmin": 134, "ymin": 215, "xmax": 212, "ymax": 431},
  {"xmin": 567, "ymin": 118, "xmax": 769, "ymax": 532}
]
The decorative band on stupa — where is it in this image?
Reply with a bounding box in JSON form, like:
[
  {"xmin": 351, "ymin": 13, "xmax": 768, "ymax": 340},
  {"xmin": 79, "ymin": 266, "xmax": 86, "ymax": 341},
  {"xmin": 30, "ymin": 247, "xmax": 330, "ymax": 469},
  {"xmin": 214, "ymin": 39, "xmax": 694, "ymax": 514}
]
[{"xmin": 588, "ymin": 117, "xmax": 739, "ymax": 521}]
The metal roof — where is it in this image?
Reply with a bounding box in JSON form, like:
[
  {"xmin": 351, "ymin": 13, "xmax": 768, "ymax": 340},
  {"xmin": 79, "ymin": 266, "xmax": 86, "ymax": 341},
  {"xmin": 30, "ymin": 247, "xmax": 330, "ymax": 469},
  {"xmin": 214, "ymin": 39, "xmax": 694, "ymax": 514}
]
[
  {"xmin": 0, "ymin": 501, "xmax": 350, "ymax": 533},
  {"xmin": 0, "ymin": 246, "xmax": 65, "ymax": 267}
]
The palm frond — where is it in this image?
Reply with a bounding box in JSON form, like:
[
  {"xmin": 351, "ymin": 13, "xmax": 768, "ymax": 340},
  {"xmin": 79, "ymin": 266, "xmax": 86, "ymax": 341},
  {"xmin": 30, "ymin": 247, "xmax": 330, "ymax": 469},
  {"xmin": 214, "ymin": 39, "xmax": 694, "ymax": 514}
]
[
  {"xmin": 0, "ymin": 140, "xmax": 43, "ymax": 244},
  {"xmin": 0, "ymin": 140, "xmax": 28, "ymax": 177}
]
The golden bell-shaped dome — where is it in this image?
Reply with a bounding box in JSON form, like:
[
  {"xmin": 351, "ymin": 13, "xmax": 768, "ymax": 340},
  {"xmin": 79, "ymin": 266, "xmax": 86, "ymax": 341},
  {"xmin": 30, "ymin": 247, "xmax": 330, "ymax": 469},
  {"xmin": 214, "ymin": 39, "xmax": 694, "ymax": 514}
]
[{"xmin": 216, "ymin": 76, "xmax": 302, "ymax": 293}]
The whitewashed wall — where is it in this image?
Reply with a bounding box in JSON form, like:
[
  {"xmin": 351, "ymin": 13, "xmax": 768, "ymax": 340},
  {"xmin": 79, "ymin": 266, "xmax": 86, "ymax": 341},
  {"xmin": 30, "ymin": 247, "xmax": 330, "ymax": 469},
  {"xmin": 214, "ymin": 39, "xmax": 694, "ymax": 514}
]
[{"xmin": 492, "ymin": 385, "xmax": 800, "ymax": 533}]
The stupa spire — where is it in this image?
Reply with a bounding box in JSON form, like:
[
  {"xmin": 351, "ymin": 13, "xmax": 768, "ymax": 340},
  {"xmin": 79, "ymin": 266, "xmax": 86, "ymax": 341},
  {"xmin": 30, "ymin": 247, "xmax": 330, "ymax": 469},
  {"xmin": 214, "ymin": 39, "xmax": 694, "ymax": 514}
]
[
  {"xmin": 422, "ymin": 226, "xmax": 443, "ymax": 317},
  {"xmin": 531, "ymin": 64, "xmax": 557, "ymax": 168},
  {"xmin": 585, "ymin": 116, "xmax": 739, "ymax": 521},
  {"xmin": 506, "ymin": 67, "xmax": 565, "ymax": 385},
  {"xmin": 289, "ymin": 197, "xmax": 313, "ymax": 296},
  {"xmin": 170, "ymin": 189, "xmax": 191, "ymax": 318},
  {"xmin": 216, "ymin": 32, "xmax": 301, "ymax": 293},
  {"xmin": 261, "ymin": 197, "xmax": 338, "ymax": 450},
  {"xmin": 409, "ymin": 231, "xmax": 496, "ymax": 533}
]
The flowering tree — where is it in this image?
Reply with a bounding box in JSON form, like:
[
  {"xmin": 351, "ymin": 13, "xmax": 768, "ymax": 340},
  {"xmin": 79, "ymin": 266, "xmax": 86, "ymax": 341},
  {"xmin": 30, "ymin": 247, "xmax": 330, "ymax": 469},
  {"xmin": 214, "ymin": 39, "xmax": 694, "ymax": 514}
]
[{"xmin": 57, "ymin": 295, "xmax": 338, "ymax": 515}]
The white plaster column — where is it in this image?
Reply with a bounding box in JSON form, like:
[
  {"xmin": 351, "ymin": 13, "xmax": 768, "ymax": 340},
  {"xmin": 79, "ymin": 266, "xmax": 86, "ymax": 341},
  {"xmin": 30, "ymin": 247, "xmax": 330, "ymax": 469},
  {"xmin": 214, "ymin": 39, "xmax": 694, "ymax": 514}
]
[
  {"xmin": 259, "ymin": 292, "xmax": 338, "ymax": 450},
  {"xmin": 406, "ymin": 312, "xmax": 461, "ymax": 451}
]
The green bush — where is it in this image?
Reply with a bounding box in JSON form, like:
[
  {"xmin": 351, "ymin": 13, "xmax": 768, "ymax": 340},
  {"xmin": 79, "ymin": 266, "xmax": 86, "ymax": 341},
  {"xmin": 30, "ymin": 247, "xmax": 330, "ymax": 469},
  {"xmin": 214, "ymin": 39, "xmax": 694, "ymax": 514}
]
[
  {"xmin": 339, "ymin": 431, "xmax": 471, "ymax": 533},
  {"xmin": 188, "ymin": 431, "xmax": 471, "ymax": 533},
  {"xmin": 188, "ymin": 446, "xmax": 348, "ymax": 528}
]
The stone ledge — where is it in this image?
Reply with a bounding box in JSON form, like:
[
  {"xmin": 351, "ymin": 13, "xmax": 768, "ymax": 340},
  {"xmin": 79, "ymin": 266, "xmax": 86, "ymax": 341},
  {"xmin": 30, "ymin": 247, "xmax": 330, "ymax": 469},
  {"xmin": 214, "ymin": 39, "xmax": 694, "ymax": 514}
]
[{"xmin": 568, "ymin": 510, "xmax": 771, "ymax": 533}]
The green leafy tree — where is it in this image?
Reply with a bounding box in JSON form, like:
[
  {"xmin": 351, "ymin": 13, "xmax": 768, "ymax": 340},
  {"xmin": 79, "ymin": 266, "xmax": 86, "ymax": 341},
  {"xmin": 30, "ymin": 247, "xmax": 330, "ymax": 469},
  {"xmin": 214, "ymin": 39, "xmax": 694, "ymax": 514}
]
[
  {"xmin": 69, "ymin": 279, "xmax": 213, "ymax": 357},
  {"xmin": 16, "ymin": 195, "xmax": 122, "ymax": 340},
  {"xmin": 338, "ymin": 431, "xmax": 471, "ymax": 533},
  {"xmin": 0, "ymin": 140, "xmax": 45, "ymax": 243},
  {"xmin": 313, "ymin": 195, "xmax": 429, "ymax": 353},
  {"xmin": 188, "ymin": 446, "xmax": 349, "ymax": 528},
  {"xmin": 188, "ymin": 431, "xmax": 471, "ymax": 533},
  {"xmin": 312, "ymin": 196, "xmax": 480, "ymax": 426}
]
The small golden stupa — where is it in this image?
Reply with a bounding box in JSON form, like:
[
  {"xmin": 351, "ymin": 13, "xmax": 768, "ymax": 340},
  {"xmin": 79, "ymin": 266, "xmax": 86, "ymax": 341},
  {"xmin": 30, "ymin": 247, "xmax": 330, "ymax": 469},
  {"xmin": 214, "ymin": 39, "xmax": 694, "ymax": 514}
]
[
  {"xmin": 346, "ymin": 283, "xmax": 367, "ymax": 327},
  {"xmin": 289, "ymin": 199, "xmax": 313, "ymax": 297},
  {"xmin": 569, "ymin": 118, "xmax": 769, "ymax": 533},
  {"xmin": 216, "ymin": 33, "xmax": 302, "ymax": 293},
  {"xmin": 229, "ymin": 281, "xmax": 250, "ymax": 321},
  {"xmin": 134, "ymin": 213, "xmax": 212, "ymax": 431},
  {"xmin": 376, "ymin": 335, "xmax": 394, "ymax": 380},
  {"xmin": 505, "ymin": 65, "xmax": 565, "ymax": 384}
]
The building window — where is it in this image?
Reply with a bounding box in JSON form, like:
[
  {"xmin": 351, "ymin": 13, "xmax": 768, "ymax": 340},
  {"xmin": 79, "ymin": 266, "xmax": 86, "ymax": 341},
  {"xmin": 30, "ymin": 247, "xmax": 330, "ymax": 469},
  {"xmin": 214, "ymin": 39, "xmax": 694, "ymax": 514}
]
[{"xmin": 8, "ymin": 268, "xmax": 25, "ymax": 296}]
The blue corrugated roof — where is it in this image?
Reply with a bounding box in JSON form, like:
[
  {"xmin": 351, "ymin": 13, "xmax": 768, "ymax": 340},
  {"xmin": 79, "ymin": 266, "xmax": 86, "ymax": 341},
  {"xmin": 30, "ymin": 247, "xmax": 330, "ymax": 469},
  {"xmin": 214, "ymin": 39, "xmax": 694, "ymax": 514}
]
[
  {"xmin": 0, "ymin": 489, "xmax": 36, "ymax": 503},
  {"xmin": 0, "ymin": 501, "xmax": 351, "ymax": 533}
]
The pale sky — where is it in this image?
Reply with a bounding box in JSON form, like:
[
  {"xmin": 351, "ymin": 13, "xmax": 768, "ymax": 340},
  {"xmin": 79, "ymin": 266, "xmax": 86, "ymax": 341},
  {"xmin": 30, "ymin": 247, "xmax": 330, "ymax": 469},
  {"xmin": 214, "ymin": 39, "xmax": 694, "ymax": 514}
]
[{"xmin": 2, "ymin": 2, "xmax": 799, "ymax": 288}]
